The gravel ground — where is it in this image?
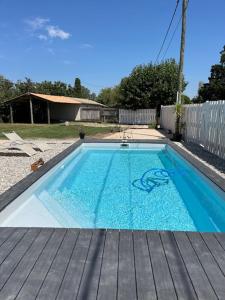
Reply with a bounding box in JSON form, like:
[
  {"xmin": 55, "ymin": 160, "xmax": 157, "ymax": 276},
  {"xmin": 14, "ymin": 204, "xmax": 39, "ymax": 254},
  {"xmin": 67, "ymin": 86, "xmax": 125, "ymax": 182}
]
[{"xmin": 0, "ymin": 139, "xmax": 75, "ymax": 194}]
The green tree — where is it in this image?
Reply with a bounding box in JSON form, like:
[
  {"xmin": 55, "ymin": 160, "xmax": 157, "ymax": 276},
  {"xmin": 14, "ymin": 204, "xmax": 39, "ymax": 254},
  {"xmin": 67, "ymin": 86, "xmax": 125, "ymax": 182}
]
[
  {"xmin": 220, "ymin": 45, "xmax": 225, "ymax": 65},
  {"xmin": 51, "ymin": 81, "xmax": 68, "ymax": 96},
  {"xmin": 181, "ymin": 94, "xmax": 191, "ymax": 104},
  {"xmin": 36, "ymin": 81, "xmax": 54, "ymax": 95},
  {"xmin": 74, "ymin": 78, "xmax": 82, "ymax": 98},
  {"xmin": 97, "ymin": 86, "xmax": 120, "ymax": 107},
  {"xmin": 0, "ymin": 75, "xmax": 15, "ymax": 103},
  {"xmin": 15, "ymin": 77, "xmax": 36, "ymax": 95},
  {"xmin": 119, "ymin": 59, "xmax": 186, "ymax": 110},
  {"xmin": 198, "ymin": 46, "xmax": 225, "ymax": 101}
]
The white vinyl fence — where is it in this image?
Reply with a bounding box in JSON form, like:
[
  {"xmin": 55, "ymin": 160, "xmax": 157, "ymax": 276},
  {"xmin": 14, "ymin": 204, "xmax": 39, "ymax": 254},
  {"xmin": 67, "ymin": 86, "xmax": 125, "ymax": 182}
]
[
  {"xmin": 119, "ymin": 109, "xmax": 156, "ymax": 125},
  {"xmin": 160, "ymin": 105, "xmax": 176, "ymax": 133},
  {"xmin": 160, "ymin": 101, "xmax": 225, "ymax": 159}
]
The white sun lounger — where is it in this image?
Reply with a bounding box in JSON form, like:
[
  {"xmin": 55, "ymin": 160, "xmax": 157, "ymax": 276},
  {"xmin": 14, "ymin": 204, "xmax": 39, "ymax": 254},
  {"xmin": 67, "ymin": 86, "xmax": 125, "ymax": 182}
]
[
  {"xmin": 0, "ymin": 141, "xmax": 37, "ymax": 156},
  {"xmin": 2, "ymin": 131, "xmax": 51, "ymax": 152}
]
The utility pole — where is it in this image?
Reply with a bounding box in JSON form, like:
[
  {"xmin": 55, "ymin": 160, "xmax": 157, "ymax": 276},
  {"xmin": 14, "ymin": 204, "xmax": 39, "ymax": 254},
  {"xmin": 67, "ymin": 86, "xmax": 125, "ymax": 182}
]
[{"xmin": 177, "ymin": 0, "xmax": 188, "ymax": 104}]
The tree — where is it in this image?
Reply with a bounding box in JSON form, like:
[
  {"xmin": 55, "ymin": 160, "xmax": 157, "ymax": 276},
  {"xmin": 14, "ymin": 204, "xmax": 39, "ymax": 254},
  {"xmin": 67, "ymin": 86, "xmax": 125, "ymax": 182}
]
[
  {"xmin": 97, "ymin": 86, "xmax": 120, "ymax": 107},
  {"xmin": 220, "ymin": 45, "xmax": 225, "ymax": 65},
  {"xmin": 0, "ymin": 75, "xmax": 15, "ymax": 103},
  {"xmin": 181, "ymin": 94, "xmax": 191, "ymax": 104},
  {"xmin": 74, "ymin": 78, "xmax": 82, "ymax": 98},
  {"xmin": 198, "ymin": 46, "xmax": 225, "ymax": 101},
  {"xmin": 14, "ymin": 77, "xmax": 36, "ymax": 95},
  {"xmin": 51, "ymin": 81, "xmax": 68, "ymax": 96},
  {"xmin": 36, "ymin": 81, "xmax": 54, "ymax": 95},
  {"xmin": 118, "ymin": 59, "xmax": 186, "ymax": 110},
  {"xmin": 0, "ymin": 75, "xmax": 96, "ymax": 115}
]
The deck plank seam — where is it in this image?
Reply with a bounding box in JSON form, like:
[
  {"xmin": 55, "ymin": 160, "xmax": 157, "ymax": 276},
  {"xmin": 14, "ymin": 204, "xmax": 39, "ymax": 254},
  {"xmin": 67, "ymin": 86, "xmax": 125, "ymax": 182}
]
[
  {"xmin": 95, "ymin": 229, "xmax": 107, "ymax": 300},
  {"xmin": 200, "ymin": 233, "xmax": 225, "ymax": 278},
  {"xmin": 171, "ymin": 232, "xmax": 198, "ymax": 299},
  {"xmin": 186, "ymin": 233, "xmax": 219, "ymax": 299},
  {"xmin": 0, "ymin": 229, "xmax": 28, "ymax": 268},
  {"xmin": 116, "ymin": 230, "xmax": 120, "ymax": 300},
  {"xmin": 132, "ymin": 231, "xmax": 140, "ymax": 300},
  {"xmin": 159, "ymin": 232, "xmax": 178, "ymax": 300},
  {"xmin": 55, "ymin": 229, "xmax": 80, "ymax": 300},
  {"xmin": 75, "ymin": 230, "xmax": 94, "ymax": 299},
  {"xmin": 34, "ymin": 229, "xmax": 68, "ymax": 299},
  {"xmin": 0, "ymin": 228, "xmax": 41, "ymax": 294},
  {"xmin": 213, "ymin": 233, "xmax": 225, "ymax": 253},
  {"xmin": 146, "ymin": 231, "xmax": 158, "ymax": 300},
  {"xmin": 14, "ymin": 229, "xmax": 55, "ymax": 300},
  {"xmin": 0, "ymin": 228, "xmax": 17, "ymax": 249}
]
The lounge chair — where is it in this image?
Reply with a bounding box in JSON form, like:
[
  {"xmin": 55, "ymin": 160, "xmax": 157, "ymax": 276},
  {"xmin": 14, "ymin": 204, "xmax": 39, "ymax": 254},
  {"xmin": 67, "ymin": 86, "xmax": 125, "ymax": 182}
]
[
  {"xmin": 2, "ymin": 131, "xmax": 51, "ymax": 152},
  {"xmin": 0, "ymin": 141, "xmax": 37, "ymax": 156}
]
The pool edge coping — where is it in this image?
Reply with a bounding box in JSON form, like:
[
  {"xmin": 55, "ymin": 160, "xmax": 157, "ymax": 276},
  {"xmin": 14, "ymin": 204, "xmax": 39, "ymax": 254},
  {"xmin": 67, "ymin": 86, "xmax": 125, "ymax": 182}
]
[{"xmin": 0, "ymin": 138, "xmax": 224, "ymax": 213}]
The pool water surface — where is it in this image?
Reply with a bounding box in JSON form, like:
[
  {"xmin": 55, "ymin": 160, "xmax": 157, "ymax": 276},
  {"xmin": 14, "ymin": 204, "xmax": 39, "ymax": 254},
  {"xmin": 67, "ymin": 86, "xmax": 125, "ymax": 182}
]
[{"xmin": 1, "ymin": 143, "xmax": 225, "ymax": 232}]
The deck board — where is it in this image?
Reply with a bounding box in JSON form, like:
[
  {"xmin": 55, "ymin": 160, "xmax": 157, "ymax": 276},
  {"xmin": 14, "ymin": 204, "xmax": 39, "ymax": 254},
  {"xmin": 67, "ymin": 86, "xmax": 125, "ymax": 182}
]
[
  {"xmin": 77, "ymin": 229, "xmax": 105, "ymax": 300},
  {"xmin": 174, "ymin": 231, "xmax": 217, "ymax": 300},
  {"xmin": 133, "ymin": 230, "xmax": 156, "ymax": 300},
  {"xmin": 117, "ymin": 230, "xmax": 137, "ymax": 300},
  {"xmin": 147, "ymin": 231, "xmax": 177, "ymax": 299},
  {"xmin": 0, "ymin": 228, "xmax": 27, "ymax": 265},
  {"xmin": 187, "ymin": 232, "xmax": 225, "ymax": 299},
  {"xmin": 16, "ymin": 229, "xmax": 67, "ymax": 300},
  {"xmin": 97, "ymin": 230, "xmax": 119, "ymax": 300},
  {"xmin": 0, "ymin": 228, "xmax": 225, "ymax": 299},
  {"xmin": 56, "ymin": 229, "xmax": 92, "ymax": 300},
  {"xmin": 0, "ymin": 228, "xmax": 16, "ymax": 248},
  {"xmin": 0, "ymin": 228, "xmax": 53, "ymax": 300},
  {"xmin": 37, "ymin": 229, "xmax": 79, "ymax": 300},
  {"xmin": 0, "ymin": 228, "xmax": 40, "ymax": 290},
  {"xmin": 160, "ymin": 231, "xmax": 197, "ymax": 300}
]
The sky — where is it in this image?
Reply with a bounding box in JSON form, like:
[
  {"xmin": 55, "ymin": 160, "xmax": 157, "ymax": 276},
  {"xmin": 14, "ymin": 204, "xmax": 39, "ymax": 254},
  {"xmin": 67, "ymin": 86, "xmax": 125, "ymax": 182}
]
[{"xmin": 0, "ymin": 0, "xmax": 224, "ymax": 98}]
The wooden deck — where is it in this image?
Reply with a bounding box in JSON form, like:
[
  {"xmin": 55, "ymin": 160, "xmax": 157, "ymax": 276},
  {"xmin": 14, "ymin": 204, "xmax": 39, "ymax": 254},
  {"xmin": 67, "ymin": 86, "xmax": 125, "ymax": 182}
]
[{"xmin": 0, "ymin": 228, "xmax": 225, "ymax": 299}]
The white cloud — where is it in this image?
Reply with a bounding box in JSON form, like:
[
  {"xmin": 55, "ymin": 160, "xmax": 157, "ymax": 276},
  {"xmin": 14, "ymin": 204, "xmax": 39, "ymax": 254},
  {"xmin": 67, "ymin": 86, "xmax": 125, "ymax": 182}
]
[
  {"xmin": 38, "ymin": 34, "xmax": 48, "ymax": 41},
  {"xmin": 46, "ymin": 25, "xmax": 71, "ymax": 40},
  {"xmin": 80, "ymin": 43, "xmax": 93, "ymax": 49},
  {"xmin": 25, "ymin": 17, "xmax": 49, "ymax": 30},
  {"xmin": 25, "ymin": 17, "xmax": 71, "ymax": 41}
]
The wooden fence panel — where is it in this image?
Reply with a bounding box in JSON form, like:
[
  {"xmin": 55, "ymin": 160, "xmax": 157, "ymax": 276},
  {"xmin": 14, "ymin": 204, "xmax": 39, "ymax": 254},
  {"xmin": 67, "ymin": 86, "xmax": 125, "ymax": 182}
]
[
  {"xmin": 119, "ymin": 109, "xmax": 156, "ymax": 125},
  {"xmin": 80, "ymin": 108, "xmax": 101, "ymax": 121}
]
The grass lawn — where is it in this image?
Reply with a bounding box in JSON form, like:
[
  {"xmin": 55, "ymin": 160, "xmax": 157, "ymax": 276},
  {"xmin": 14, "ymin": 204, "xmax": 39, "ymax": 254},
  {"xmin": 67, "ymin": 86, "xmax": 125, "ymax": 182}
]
[{"xmin": 0, "ymin": 123, "xmax": 114, "ymax": 139}]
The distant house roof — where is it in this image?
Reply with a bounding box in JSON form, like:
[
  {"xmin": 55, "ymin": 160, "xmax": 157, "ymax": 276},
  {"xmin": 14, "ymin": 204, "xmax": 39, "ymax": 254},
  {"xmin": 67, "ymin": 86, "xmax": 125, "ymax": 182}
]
[{"xmin": 5, "ymin": 92, "xmax": 105, "ymax": 106}]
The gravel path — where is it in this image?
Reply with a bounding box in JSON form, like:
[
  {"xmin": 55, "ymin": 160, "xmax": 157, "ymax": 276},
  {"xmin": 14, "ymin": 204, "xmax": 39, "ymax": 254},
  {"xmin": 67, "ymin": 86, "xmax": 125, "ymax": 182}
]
[{"xmin": 0, "ymin": 139, "xmax": 75, "ymax": 194}]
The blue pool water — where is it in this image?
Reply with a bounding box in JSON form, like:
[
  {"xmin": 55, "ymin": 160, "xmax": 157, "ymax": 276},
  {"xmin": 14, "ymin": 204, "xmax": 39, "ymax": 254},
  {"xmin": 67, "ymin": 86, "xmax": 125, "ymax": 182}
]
[
  {"xmin": 19, "ymin": 143, "xmax": 225, "ymax": 232},
  {"xmin": 18, "ymin": 145, "xmax": 225, "ymax": 231}
]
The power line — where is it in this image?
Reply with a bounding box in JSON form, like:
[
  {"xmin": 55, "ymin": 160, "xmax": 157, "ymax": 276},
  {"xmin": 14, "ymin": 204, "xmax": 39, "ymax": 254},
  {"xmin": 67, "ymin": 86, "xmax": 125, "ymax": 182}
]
[
  {"xmin": 154, "ymin": 0, "xmax": 180, "ymax": 64},
  {"xmin": 161, "ymin": 16, "xmax": 182, "ymax": 60},
  {"xmin": 161, "ymin": 0, "xmax": 189, "ymax": 60}
]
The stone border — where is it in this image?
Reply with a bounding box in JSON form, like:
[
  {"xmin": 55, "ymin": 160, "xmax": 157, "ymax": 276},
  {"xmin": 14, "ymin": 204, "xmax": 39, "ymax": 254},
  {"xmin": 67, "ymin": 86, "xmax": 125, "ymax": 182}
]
[{"xmin": 0, "ymin": 138, "xmax": 224, "ymax": 213}]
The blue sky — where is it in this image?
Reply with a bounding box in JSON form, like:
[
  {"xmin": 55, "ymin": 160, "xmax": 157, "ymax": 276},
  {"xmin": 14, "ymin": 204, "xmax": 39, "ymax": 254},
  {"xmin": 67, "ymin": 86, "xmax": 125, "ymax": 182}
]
[{"xmin": 0, "ymin": 0, "xmax": 224, "ymax": 98}]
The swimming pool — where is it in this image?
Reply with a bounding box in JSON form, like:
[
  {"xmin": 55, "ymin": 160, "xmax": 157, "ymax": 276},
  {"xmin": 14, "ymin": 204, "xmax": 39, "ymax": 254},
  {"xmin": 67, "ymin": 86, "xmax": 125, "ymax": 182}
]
[{"xmin": 0, "ymin": 142, "xmax": 225, "ymax": 232}]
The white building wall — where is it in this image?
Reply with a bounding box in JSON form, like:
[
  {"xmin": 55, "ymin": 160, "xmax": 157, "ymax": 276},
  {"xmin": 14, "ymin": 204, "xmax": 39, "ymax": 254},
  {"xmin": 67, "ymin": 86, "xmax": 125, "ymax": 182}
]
[{"xmin": 49, "ymin": 103, "xmax": 102, "ymax": 121}]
